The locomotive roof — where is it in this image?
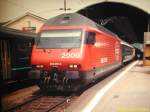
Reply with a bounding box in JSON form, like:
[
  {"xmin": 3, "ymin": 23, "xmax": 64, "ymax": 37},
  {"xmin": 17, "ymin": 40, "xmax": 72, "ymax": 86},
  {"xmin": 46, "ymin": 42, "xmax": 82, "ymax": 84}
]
[
  {"xmin": 43, "ymin": 13, "xmax": 117, "ymax": 37},
  {"xmin": 43, "ymin": 13, "xmax": 97, "ymax": 28}
]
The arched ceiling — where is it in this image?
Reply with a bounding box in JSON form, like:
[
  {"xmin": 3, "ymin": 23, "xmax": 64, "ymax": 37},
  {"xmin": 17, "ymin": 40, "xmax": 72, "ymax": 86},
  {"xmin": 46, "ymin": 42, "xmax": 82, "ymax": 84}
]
[
  {"xmin": 76, "ymin": 0, "xmax": 150, "ymax": 14},
  {"xmin": 77, "ymin": 1, "xmax": 149, "ymax": 45}
]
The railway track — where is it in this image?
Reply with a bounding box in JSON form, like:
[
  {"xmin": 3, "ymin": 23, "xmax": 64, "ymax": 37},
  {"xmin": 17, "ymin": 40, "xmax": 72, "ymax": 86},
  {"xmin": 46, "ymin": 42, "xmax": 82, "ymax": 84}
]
[{"xmin": 6, "ymin": 93, "xmax": 75, "ymax": 112}]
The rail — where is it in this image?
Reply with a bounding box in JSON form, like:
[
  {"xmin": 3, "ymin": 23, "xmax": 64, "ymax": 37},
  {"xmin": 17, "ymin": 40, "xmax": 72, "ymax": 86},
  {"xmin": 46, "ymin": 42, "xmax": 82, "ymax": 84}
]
[{"xmin": 6, "ymin": 94, "xmax": 74, "ymax": 112}]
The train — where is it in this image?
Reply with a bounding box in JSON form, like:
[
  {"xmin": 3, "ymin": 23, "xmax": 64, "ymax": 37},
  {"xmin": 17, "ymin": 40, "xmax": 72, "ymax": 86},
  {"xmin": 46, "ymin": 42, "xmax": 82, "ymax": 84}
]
[
  {"xmin": 0, "ymin": 27, "xmax": 35, "ymax": 94},
  {"xmin": 0, "ymin": 27, "xmax": 35, "ymax": 82},
  {"xmin": 31, "ymin": 13, "xmax": 135, "ymax": 91}
]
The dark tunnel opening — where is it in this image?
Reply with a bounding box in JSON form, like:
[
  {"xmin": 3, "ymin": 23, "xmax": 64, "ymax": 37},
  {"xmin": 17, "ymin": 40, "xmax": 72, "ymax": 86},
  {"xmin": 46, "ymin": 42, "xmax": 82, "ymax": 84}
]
[{"xmin": 77, "ymin": 2, "xmax": 149, "ymax": 50}]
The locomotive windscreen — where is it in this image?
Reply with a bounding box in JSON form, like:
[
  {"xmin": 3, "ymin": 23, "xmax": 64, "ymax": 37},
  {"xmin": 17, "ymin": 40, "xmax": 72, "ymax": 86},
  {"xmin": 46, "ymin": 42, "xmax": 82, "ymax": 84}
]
[{"xmin": 36, "ymin": 29, "xmax": 82, "ymax": 48}]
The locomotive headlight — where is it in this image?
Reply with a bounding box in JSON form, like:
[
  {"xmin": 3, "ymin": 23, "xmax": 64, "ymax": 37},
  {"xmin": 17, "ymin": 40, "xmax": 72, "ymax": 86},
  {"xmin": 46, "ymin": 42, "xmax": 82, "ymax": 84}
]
[
  {"xmin": 36, "ymin": 65, "xmax": 44, "ymax": 68},
  {"xmin": 73, "ymin": 65, "xmax": 78, "ymax": 68},
  {"xmin": 69, "ymin": 64, "xmax": 74, "ymax": 68},
  {"xmin": 69, "ymin": 64, "xmax": 80, "ymax": 68}
]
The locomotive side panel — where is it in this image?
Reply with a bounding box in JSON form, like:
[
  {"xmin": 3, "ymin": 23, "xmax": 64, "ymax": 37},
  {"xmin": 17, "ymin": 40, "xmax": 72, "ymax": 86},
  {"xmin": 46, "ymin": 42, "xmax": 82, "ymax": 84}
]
[
  {"xmin": 92, "ymin": 32, "xmax": 122, "ymax": 67},
  {"xmin": 92, "ymin": 32, "xmax": 122, "ymax": 79},
  {"xmin": 79, "ymin": 29, "xmax": 122, "ymax": 85}
]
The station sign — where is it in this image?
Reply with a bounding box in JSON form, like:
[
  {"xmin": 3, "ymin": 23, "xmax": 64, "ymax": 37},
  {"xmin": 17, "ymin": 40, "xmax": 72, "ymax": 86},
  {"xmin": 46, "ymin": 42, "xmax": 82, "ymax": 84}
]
[{"xmin": 22, "ymin": 27, "xmax": 36, "ymax": 33}]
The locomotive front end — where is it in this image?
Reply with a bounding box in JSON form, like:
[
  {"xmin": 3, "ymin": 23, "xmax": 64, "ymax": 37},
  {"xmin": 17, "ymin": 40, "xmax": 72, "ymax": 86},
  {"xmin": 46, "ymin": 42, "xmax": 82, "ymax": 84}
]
[{"xmin": 31, "ymin": 28, "xmax": 85, "ymax": 91}]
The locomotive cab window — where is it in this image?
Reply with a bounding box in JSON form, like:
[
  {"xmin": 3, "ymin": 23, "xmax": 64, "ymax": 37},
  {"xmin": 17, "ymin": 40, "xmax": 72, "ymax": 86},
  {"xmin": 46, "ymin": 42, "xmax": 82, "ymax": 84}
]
[
  {"xmin": 85, "ymin": 32, "xmax": 96, "ymax": 45},
  {"xmin": 37, "ymin": 29, "xmax": 82, "ymax": 49}
]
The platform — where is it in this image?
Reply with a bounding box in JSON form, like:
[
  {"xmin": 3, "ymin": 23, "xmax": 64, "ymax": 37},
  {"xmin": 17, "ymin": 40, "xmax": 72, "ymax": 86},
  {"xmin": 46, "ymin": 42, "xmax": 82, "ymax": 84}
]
[{"xmin": 67, "ymin": 61, "xmax": 150, "ymax": 112}]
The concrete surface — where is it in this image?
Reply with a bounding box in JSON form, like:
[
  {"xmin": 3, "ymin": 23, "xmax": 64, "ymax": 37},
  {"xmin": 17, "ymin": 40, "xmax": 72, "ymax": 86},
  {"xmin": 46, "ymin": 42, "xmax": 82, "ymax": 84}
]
[{"xmin": 67, "ymin": 61, "xmax": 150, "ymax": 112}]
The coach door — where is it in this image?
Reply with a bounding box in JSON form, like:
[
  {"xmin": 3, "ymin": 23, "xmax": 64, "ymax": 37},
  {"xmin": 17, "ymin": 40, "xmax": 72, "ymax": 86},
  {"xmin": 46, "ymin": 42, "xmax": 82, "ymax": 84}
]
[{"xmin": 0, "ymin": 40, "xmax": 11, "ymax": 80}]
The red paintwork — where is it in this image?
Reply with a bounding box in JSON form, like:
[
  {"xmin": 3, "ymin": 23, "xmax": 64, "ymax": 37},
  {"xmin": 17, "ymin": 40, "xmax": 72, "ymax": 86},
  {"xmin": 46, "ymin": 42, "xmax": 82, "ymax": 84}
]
[{"xmin": 31, "ymin": 25, "xmax": 122, "ymax": 72}]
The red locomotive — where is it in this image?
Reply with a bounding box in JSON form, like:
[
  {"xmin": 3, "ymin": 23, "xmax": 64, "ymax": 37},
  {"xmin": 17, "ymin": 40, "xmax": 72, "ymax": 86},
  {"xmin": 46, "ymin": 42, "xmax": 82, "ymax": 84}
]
[{"xmin": 31, "ymin": 13, "xmax": 135, "ymax": 91}]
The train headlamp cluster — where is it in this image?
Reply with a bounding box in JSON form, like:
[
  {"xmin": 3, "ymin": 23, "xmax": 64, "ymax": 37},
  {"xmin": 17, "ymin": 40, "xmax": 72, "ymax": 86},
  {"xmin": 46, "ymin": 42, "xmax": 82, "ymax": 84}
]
[
  {"xmin": 69, "ymin": 64, "xmax": 80, "ymax": 68},
  {"xmin": 36, "ymin": 65, "xmax": 44, "ymax": 68}
]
